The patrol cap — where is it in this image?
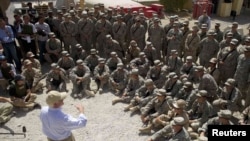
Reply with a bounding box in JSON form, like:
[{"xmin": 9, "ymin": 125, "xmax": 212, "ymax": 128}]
[
  {"xmin": 99, "ymin": 3, "xmax": 104, "ymax": 7},
  {"xmin": 225, "ymin": 78, "xmax": 236, "ymax": 86},
  {"xmin": 106, "ymin": 34, "xmax": 112, "ymax": 39},
  {"xmin": 69, "ymin": 10, "xmax": 75, "ymax": 15},
  {"xmin": 156, "ymin": 89, "xmax": 166, "ymax": 96},
  {"xmin": 51, "ymin": 63, "xmax": 60, "ymax": 69},
  {"xmin": 64, "ymin": 13, "xmax": 71, "ymax": 18},
  {"xmin": 186, "ymin": 56, "xmax": 193, "ymax": 60},
  {"xmin": 146, "ymin": 41, "xmax": 152, "ymax": 47},
  {"xmin": 183, "ymin": 81, "xmax": 193, "ymax": 88},
  {"xmin": 107, "ymin": 51, "xmax": 116, "ymax": 56},
  {"xmin": 169, "ymin": 15, "xmax": 175, "ymax": 19},
  {"xmin": 194, "ymin": 66, "xmax": 204, "ymax": 72},
  {"xmin": 132, "ymin": 11, "xmax": 138, "ymax": 15},
  {"xmin": 145, "ymin": 79, "xmax": 154, "ymax": 86},
  {"xmin": 207, "ymin": 30, "xmax": 215, "ymax": 36},
  {"xmin": 77, "ymin": 7, "xmax": 83, "ymax": 12},
  {"xmin": 100, "ymin": 12, "xmax": 106, "ymax": 18},
  {"xmin": 171, "ymin": 117, "xmax": 185, "ymax": 126},
  {"xmin": 209, "ymin": 58, "xmax": 218, "ymax": 64},
  {"xmin": 75, "ymin": 44, "xmax": 82, "ymax": 49},
  {"xmin": 217, "ymin": 109, "xmax": 232, "ymax": 119},
  {"xmin": 94, "ymin": 4, "xmax": 99, "ymax": 9},
  {"xmin": 46, "ymin": 90, "xmax": 67, "ymax": 107},
  {"xmin": 139, "ymin": 12, "xmax": 145, "ymax": 18},
  {"xmin": 76, "ymin": 59, "xmax": 84, "ymax": 65},
  {"xmin": 98, "ymin": 58, "xmax": 105, "ymax": 63},
  {"xmin": 57, "ymin": 10, "xmax": 63, "ymax": 15},
  {"xmin": 196, "ymin": 90, "xmax": 208, "ymax": 97},
  {"xmin": 215, "ymin": 22, "xmax": 220, "ymax": 26},
  {"xmin": 173, "ymin": 21, "xmax": 179, "ymax": 27},
  {"xmin": 232, "ymin": 22, "xmax": 238, "ymax": 25},
  {"xmin": 154, "ymin": 60, "xmax": 163, "ymax": 66},
  {"xmin": 130, "ymin": 40, "xmax": 137, "ymax": 46},
  {"xmin": 61, "ymin": 51, "xmax": 69, "ymax": 56},
  {"xmin": 201, "ymin": 24, "xmax": 207, "ymax": 29},
  {"xmin": 139, "ymin": 52, "xmax": 146, "ymax": 57},
  {"xmin": 117, "ymin": 14, "xmax": 122, "ymax": 20},
  {"xmin": 90, "ymin": 49, "xmax": 97, "ymax": 54},
  {"xmin": 14, "ymin": 74, "xmax": 25, "ymax": 81},
  {"xmin": 117, "ymin": 63, "xmax": 124, "ymax": 68},
  {"xmin": 82, "ymin": 11, "xmax": 88, "ymax": 16},
  {"xmin": 230, "ymin": 38, "xmax": 238, "ymax": 45},
  {"xmin": 212, "ymin": 99, "xmax": 228, "ymax": 107},
  {"xmin": 183, "ymin": 21, "xmax": 189, "ymax": 26},
  {"xmin": 0, "ymin": 55, "xmax": 7, "ymax": 61},
  {"xmin": 168, "ymin": 72, "xmax": 178, "ymax": 79},
  {"xmin": 172, "ymin": 99, "xmax": 186, "ymax": 109},
  {"xmin": 226, "ymin": 32, "xmax": 233, "ymax": 38},
  {"xmin": 131, "ymin": 68, "xmax": 139, "ymax": 75},
  {"xmin": 192, "ymin": 25, "xmax": 199, "ymax": 31},
  {"xmin": 24, "ymin": 59, "xmax": 32, "ymax": 65},
  {"xmin": 26, "ymin": 51, "xmax": 35, "ymax": 58},
  {"xmin": 49, "ymin": 32, "xmax": 56, "ymax": 37},
  {"xmin": 244, "ymin": 46, "xmax": 250, "ymax": 52},
  {"xmin": 170, "ymin": 49, "xmax": 178, "ymax": 55}
]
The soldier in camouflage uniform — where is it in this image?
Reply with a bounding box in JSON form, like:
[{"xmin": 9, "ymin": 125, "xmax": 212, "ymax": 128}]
[
  {"xmin": 69, "ymin": 59, "xmax": 94, "ymax": 98},
  {"xmin": 130, "ymin": 18, "xmax": 146, "ymax": 50},
  {"xmin": 125, "ymin": 40, "xmax": 141, "ymax": 64},
  {"xmin": 188, "ymin": 90, "xmax": 213, "ymax": 132},
  {"xmin": 219, "ymin": 32, "xmax": 233, "ymax": 50},
  {"xmin": 78, "ymin": 11, "xmax": 94, "ymax": 54},
  {"xmin": 57, "ymin": 51, "xmax": 75, "ymax": 76},
  {"xmin": 45, "ymin": 63, "xmax": 67, "ymax": 92},
  {"xmin": 74, "ymin": 44, "xmax": 87, "ymax": 61},
  {"xmin": 112, "ymin": 15, "xmax": 127, "ymax": 51},
  {"xmin": 69, "ymin": 10, "xmax": 79, "ymax": 24},
  {"xmin": 112, "ymin": 68, "xmax": 144, "ymax": 105},
  {"xmin": 84, "ymin": 49, "xmax": 100, "ymax": 75},
  {"xmin": 148, "ymin": 18, "xmax": 165, "ymax": 58},
  {"xmin": 146, "ymin": 60, "xmax": 168, "ymax": 88},
  {"xmin": 52, "ymin": 10, "xmax": 64, "ymax": 41},
  {"xmin": 21, "ymin": 60, "xmax": 43, "ymax": 93},
  {"xmin": 198, "ymin": 24, "xmax": 208, "ymax": 41},
  {"xmin": 0, "ymin": 97, "xmax": 14, "ymax": 124},
  {"xmin": 59, "ymin": 13, "xmax": 78, "ymax": 54},
  {"xmin": 143, "ymin": 42, "xmax": 158, "ymax": 65},
  {"xmin": 94, "ymin": 58, "xmax": 110, "ymax": 94},
  {"xmin": 206, "ymin": 58, "xmax": 220, "ymax": 84},
  {"xmin": 167, "ymin": 50, "xmax": 183, "ymax": 76},
  {"xmin": 44, "ymin": 32, "xmax": 62, "ymax": 63},
  {"xmin": 180, "ymin": 56, "xmax": 197, "ymax": 81},
  {"xmin": 124, "ymin": 79, "xmax": 158, "ymax": 113},
  {"xmin": 218, "ymin": 39, "xmax": 239, "ymax": 84},
  {"xmin": 139, "ymin": 89, "xmax": 171, "ymax": 133},
  {"xmin": 214, "ymin": 22, "xmax": 223, "ymax": 43},
  {"xmin": 180, "ymin": 21, "xmax": 191, "ymax": 57},
  {"xmin": 224, "ymin": 22, "xmax": 242, "ymax": 45},
  {"xmin": 129, "ymin": 52, "xmax": 150, "ymax": 78},
  {"xmin": 95, "ymin": 13, "xmax": 112, "ymax": 55},
  {"xmin": 25, "ymin": 51, "xmax": 41, "ymax": 71},
  {"xmin": 184, "ymin": 25, "xmax": 200, "ymax": 62},
  {"xmin": 162, "ymin": 72, "xmax": 183, "ymax": 97},
  {"xmin": 104, "ymin": 35, "xmax": 124, "ymax": 59},
  {"xmin": 88, "ymin": 10, "xmax": 98, "ymax": 48},
  {"xmin": 106, "ymin": 52, "xmax": 123, "ymax": 73},
  {"xmin": 239, "ymin": 105, "xmax": 250, "ymax": 125},
  {"xmin": 198, "ymin": 30, "xmax": 219, "ymax": 68},
  {"xmin": 234, "ymin": 46, "xmax": 250, "ymax": 108},
  {"xmin": 109, "ymin": 63, "xmax": 128, "ymax": 95}
]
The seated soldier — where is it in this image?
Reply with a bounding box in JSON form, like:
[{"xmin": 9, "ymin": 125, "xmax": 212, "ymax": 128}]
[
  {"xmin": 124, "ymin": 79, "xmax": 158, "ymax": 114},
  {"xmin": 109, "ymin": 63, "xmax": 128, "ymax": 95},
  {"xmin": 112, "ymin": 69, "xmax": 144, "ymax": 105},
  {"xmin": 139, "ymin": 89, "xmax": 171, "ymax": 134},
  {"xmin": 239, "ymin": 105, "xmax": 250, "ymax": 125},
  {"xmin": 21, "ymin": 60, "xmax": 44, "ymax": 93},
  {"xmin": 0, "ymin": 96, "xmax": 15, "ymax": 125},
  {"xmin": 9, "ymin": 74, "xmax": 41, "ymax": 110},
  {"xmin": 162, "ymin": 72, "xmax": 183, "ymax": 97},
  {"xmin": 106, "ymin": 52, "xmax": 123, "ymax": 73},
  {"xmin": 129, "ymin": 52, "xmax": 150, "ymax": 78},
  {"xmin": 44, "ymin": 32, "xmax": 62, "ymax": 63},
  {"xmin": 25, "ymin": 51, "xmax": 41, "ymax": 71},
  {"xmin": 69, "ymin": 59, "xmax": 94, "ymax": 98},
  {"xmin": 93, "ymin": 58, "xmax": 110, "ymax": 94},
  {"xmin": 84, "ymin": 49, "xmax": 100, "ymax": 75},
  {"xmin": 57, "ymin": 51, "xmax": 75, "ymax": 76},
  {"xmin": 74, "ymin": 44, "xmax": 87, "ymax": 61},
  {"xmin": 46, "ymin": 63, "xmax": 67, "ymax": 93},
  {"xmin": 0, "ymin": 55, "xmax": 16, "ymax": 92}
]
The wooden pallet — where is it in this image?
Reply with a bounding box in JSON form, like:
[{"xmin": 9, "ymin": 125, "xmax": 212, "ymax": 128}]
[{"xmin": 34, "ymin": 4, "xmax": 49, "ymax": 14}]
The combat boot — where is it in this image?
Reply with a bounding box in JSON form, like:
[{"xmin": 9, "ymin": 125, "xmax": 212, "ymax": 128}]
[
  {"xmin": 124, "ymin": 104, "xmax": 133, "ymax": 111},
  {"xmin": 139, "ymin": 124, "xmax": 152, "ymax": 134},
  {"xmin": 129, "ymin": 106, "xmax": 139, "ymax": 114},
  {"xmin": 112, "ymin": 98, "xmax": 122, "ymax": 105},
  {"xmin": 84, "ymin": 90, "xmax": 95, "ymax": 97}
]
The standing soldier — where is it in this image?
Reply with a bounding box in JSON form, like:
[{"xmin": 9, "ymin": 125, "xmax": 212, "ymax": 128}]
[
  {"xmin": 109, "ymin": 63, "xmax": 128, "ymax": 95},
  {"xmin": 217, "ymin": 39, "xmax": 239, "ymax": 84},
  {"xmin": 94, "ymin": 58, "xmax": 110, "ymax": 94},
  {"xmin": 21, "ymin": 60, "xmax": 44, "ymax": 93},
  {"xmin": 224, "ymin": 22, "xmax": 242, "ymax": 45},
  {"xmin": 146, "ymin": 60, "xmax": 168, "ymax": 88},
  {"xmin": 59, "ymin": 13, "xmax": 78, "ymax": 55},
  {"xmin": 52, "ymin": 10, "xmax": 64, "ymax": 43},
  {"xmin": 165, "ymin": 22, "xmax": 183, "ymax": 60},
  {"xmin": 199, "ymin": 24, "xmax": 208, "ymax": 41},
  {"xmin": 46, "ymin": 63, "xmax": 67, "ymax": 93},
  {"xmin": 126, "ymin": 11, "xmax": 138, "ymax": 45},
  {"xmin": 198, "ymin": 30, "xmax": 219, "ymax": 68},
  {"xmin": 44, "ymin": 32, "xmax": 62, "ymax": 63},
  {"xmin": 130, "ymin": 18, "xmax": 146, "ymax": 50},
  {"xmin": 112, "ymin": 15, "xmax": 127, "ymax": 52},
  {"xmin": 104, "ymin": 35, "xmax": 123, "ymax": 59},
  {"xmin": 78, "ymin": 11, "xmax": 94, "ymax": 54},
  {"xmin": 219, "ymin": 32, "xmax": 233, "ymax": 50},
  {"xmin": 88, "ymin": 10, "xmax": 98, "ymax": 48},
  {"xmin": 184, "ymin": 25, "xmax": 200, "ymax": 62},
  {"xmin": 234, "ymin": 46, "xmax": 250, "ymax": 108},
  {"xmin": 148, "ymin": 18, "xmax": 164, "ymax": 59},
  {"xmin": 93, "ymin": 4, "xmax": 100, "ymax": 19},
  {"xmin": 180, "ymin": 21, "xmax": 191, "ymax": 57},
  {"xmin": 112, "ymin": 69, "xmax": 144, "ymax": 105},
  {"xmin": 70, "ymin": 59, "xmax": 94, "ymax": 98},
  {"xmin": 143, "ymin": 42, "xmax": 158, "ymax": 65},
  {"xmin": 214, "ymin": 22, "xmax": 223, "ymax": 43},
  {"xmin": 69, "ymin": 10, "xmax": 80, "ymax": 24},
  {"xmin": 95, "ymin": 13, "xmax": 112, "ymax": 55}
]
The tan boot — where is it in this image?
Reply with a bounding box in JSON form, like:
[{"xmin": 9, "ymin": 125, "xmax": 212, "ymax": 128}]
[
  {"xmin": 139, "ymin": 124, "xmax": 152, "ymax": 134},
  {"xmin": 112, "ymin": 98, "xmax": 122, "ymax": 105},
  {"xmin": 85, "ymin": 90, "xmax": 95, "ymax": 97},
  {"xmin": 124, "ymin": 104, "xmax": 133, "ymax": 111},
  {"xmin": 129, "ymin": 106, "xmax": 139, "ymax": 113}
]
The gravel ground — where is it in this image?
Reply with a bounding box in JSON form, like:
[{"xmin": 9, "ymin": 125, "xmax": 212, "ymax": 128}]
[{"xmin": 1, "ymin": 2, "xmax": 250, "ymax": 141}]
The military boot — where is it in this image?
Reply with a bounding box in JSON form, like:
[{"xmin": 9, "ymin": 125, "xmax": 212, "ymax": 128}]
[
  {"xmin": 124, "ymin": 104, "xmax": 133, "ymax": 111},
  {"xmin": 112, "ymin": 98, "xmax": 122, "ymax": 105},
  {"xmin": 129, "ymin": 106, "xmax": 139, "ymax": 114},
  {"xmin": 85, "ymin": 90, "xmax": 95, "ymax": 97},
  {"xmin": 139, "ymin": 124, "xmax": 152, "ymax": 134}
]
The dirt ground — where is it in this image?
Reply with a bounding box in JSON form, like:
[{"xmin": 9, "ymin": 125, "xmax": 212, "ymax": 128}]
[{"xmin": 1, "ymin": 1, "xmax": 250, "ymax": 141}]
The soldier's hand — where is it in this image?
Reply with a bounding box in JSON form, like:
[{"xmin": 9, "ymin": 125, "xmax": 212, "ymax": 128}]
[{"xmin": 75, "ymin": 104, "xmax": 84, "ymax": 114}]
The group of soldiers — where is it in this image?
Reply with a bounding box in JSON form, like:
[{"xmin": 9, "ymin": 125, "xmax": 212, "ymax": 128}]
[{"xmin": 0, "ymin": 2, "xmax": 250, "ymax": 141}]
